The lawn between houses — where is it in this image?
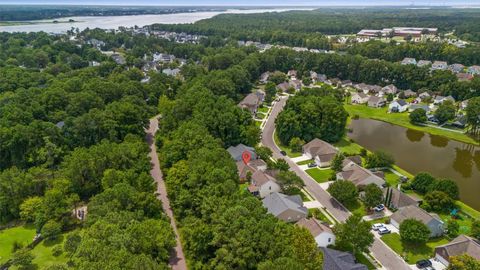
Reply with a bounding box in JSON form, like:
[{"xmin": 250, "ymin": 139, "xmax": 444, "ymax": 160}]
[
  {"xmin": 380, "ymin": 233, "xmax": 449, "ymax": 264},
  {"xmin": 344, "ymin": 104, "xmax": 479, "ymax": 146},
  {"xmin": 305, "ymin": 168, "xmax": 334, "ymax": 183}
]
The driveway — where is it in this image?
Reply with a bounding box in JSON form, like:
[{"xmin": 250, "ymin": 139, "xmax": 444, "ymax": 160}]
[
  {"xmin": 261, "ymin": 96, "xmax": 411, "ymax": 270},
  {"xmin": 363, "ymin": 209, "xmax": 394, "ymax": 221},
  {"xmin": 291, "ymin": 155, "xmax": 311, "ymax": 163}
]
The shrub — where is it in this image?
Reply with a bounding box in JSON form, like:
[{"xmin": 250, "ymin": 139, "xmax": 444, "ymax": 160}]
[{"xmin": 400, "ymin": 218, "xmax": 430, "ymax": 244}]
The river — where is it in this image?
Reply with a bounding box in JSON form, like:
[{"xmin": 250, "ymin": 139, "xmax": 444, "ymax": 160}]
[
  {"xmin": 0, "ymin": 8, "xmax": 312, "ymax": 33},
  {"xmin": 348, "ymin": 118, "xmax": 480, "ymax": 210}
]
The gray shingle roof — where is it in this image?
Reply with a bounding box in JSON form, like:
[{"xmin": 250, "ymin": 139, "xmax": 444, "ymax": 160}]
[
  {"xmin": 321, "ymin": 247, "xmax": 368, "ymax": 270},
  {"xmin": 262, "ymin": 192, "xmax": 308, "ymax": 218}
]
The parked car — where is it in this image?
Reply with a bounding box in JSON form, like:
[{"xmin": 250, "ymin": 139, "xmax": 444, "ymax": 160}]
[
  {"xmin": 280, "ymin": 151, "xmax": 287, "ymax": 156},
  {"xmin": 378, "ymin": 227, "xmax": 391, "ymax": 235},
  {"xmin": 416, "ymin": 259, "xmax": 432, "ymax": 269},
  {"xmin": 373, "ymin": 204, "xmax": 385, "ymax": 212},
  {"xmin": 371, "ymin": 223, "xmax": 384, "ymax": 231},
  {"xmin": 307, "ymin": 162, "xmax": 317, "ymax": 168}
]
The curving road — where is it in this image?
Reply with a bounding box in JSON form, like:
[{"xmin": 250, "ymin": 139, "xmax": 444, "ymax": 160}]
[
  {"xmin": 146, "ymin": 116, "xmax": 188, "ymax": 270},
  {"xmin": 261, "ymin": 96, "xmax": 411, "ymax": 270}
]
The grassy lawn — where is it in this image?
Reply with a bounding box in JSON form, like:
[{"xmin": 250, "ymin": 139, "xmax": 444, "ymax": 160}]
[
  {"xmin": 309, "ymin": 208, "xmax": 333, "ymax": 225},
  {"xmin": 288, "ymin": 187, "xmax": 310, "ymax": 201},
  {"xmin": 344, "ymin": 200, "xmax": 367, "ymax": 217},
  {"xmin": 305, "ymin": 168, "xmax": 334, "ymax": 183},
  {"xmin": 255, "ymin": 120, "xmax": 262, "ymax": 127},
  {"xmin": 439, "ymin": 212, "xmax": 473, "ymax": 235},
  {"xmin": 381, "ymin": 233, "xmax": 449, "ymax": 264},
  {"xmin": 256, "ymin": 113, "xmax": 266, "ymax": 120},
  {"xmin": 28, "ymin": 236, "xmax": 68, "ymax": 269},
  {"xmin": 0, "ymin": 224, "xmax": 36, "ymax": 264},
  {"xmin": 273, "ymin": 131, "xmax": 302, "ymax": 158},
  {"xmin": 258, "ymin": 107, "xmax": 269, "ymax": 113},
  {"xmin": 296, "ymin": 159, "xmax": 314, "ymax": 165},
  {"xmin": 345, "ymin": 104, "xmax": 478, "ymax": 145},
  {"xmin": 334, "ymin": 137, "xmax": 364, "ymax": 155},
  {"xmin": 383, "ymin": 170, "xmax": 400, "ymax": 187}
]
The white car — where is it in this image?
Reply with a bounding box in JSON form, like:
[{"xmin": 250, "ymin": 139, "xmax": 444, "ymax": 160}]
[
  {"xmin": 371, "ymin": 223, "xmax": 385, "ymax": 231},
  {"xmin": 378, "ymin": 227, "xmax": 391, "ymax": 235}
]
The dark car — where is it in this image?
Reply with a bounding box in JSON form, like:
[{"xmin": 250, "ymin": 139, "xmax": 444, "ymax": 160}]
[
  {"xmin": 307, "ymin": 162, "xmax": 317, "ymax": 168},
  {"xmin": 280, "ymin": 150, "xmax": 287, "ymax": 156},
  {"xmin": 416, "ymin": 259, "xmax": 432, "ymax": 268}
]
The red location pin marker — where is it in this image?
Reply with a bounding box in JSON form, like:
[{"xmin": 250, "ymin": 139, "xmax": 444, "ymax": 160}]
[{"xmin": 242, "ymin": 151, "xmax": 252, "ymax": 164}]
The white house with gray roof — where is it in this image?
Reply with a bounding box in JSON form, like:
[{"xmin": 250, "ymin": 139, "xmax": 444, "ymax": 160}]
[
  {"xmin": 389, "ymin": 99, "xmax": 409, "ymax": 112},
  {"xmin": 248, "ymin": 171, "xmax": 281, "ymax": 198},
  {"xmin": 262, "ymin": 192, "xmax": 308, "ymax": 223},
  {"xmin": 431, "ymin": 61, "xmax": 448, "ymax": 71},
  {"xmin": 401, "ymin": 58, "xmax": 417, "ymax": 65},
  {"xmin": 297, "ymin": 218, "xmax": 335, "ymax": 247},
  {"xmin": 303, "ymin": 138, "xmax": 338, "ymax": 167},
  {"xmin": 468, "ymin": 65, "xmax": 480, "ymax": 76},
  {"xmin": 351, "ymin": 93, "xmax": 369, "ymax": 105},
  {"xmin": 417, "ymin": 60, "xmax": 432, "ymax": 67}
]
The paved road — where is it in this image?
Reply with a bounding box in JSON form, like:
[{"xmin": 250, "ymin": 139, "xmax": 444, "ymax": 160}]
[
  {"xmin": 146, "ymin": 117, "xmax": 188, "ymax": 270},
  {"xmin": 261, "ymin": 96, "xmax": 411, "ymax": 270}
]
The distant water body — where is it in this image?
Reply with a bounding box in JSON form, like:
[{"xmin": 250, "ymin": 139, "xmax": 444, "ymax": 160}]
[{"xmin": 0, "ymin": 8, "xmax": 313, "ymax": 33}]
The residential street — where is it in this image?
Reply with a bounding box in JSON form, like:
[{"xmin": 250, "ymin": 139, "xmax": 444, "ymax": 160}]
[
  {"xmin": 261, "ymin": 96, "xmax": 411, "ymax": 270},
  {"xmin": 146, "ymin": 116, "xmax": 188, "ymax": 270}
]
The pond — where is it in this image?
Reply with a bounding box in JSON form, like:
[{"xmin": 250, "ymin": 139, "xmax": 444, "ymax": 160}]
[
  {"xmin": 348, "ymin": 118, "xmax": 480, "ymax": 210},
  {"xmin": 0, "ymin": 8, "xmax": 312, "ymax": 33}
]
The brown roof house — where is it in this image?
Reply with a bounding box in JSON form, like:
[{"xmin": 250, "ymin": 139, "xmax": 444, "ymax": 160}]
[
  {"xmin": 302, "ymin": 138, "xmax": 338, "ymax": 168},
  {"xmin": 238, "ymin": 93, "xmax": 260, "ymax": 115},
  {"xmin": 435, "ymin": 235, "xmax": 480, "ymax": 266},
  {"xmin": 336, "ymin": 160, "xmax": 385, "ymax": 188},
  {"xmin": 383, "ymin": 188, "xmax": 420, "ymax": 210},
  {"xmin": 351, "ymin": 92, "xmax": 369, "ymax": 105},
  {"xmin": 367, "ymin": 96, "xmax": 386, "ymax": 108},
  {"xmin": 248, "ymin": 170, "xmax": 281, "ymax": 198},
  {"xmin": 236, "ymin": 159, "xmax": 267, "ymax": 183},
  {"xmin": 227, "ymin": 144, "xmax": 257, "ymax": 162},
  {"xmin": 381, "ymin": 84, "xmax": 398, "ymax": 95},
  {"xmin": 262, "ymin": 192, "xmax": 308, "ymax": 222},
  {"xmin": 390, "ymin": 205, "xmax": 444, "ymax": 237},
  {"xmin": 297, "ymin": 218, "xmax": 335, "ymax": 247},
  {"xmin": 277, "ymin": 82, "xmax": 291, "ymax": 93}
]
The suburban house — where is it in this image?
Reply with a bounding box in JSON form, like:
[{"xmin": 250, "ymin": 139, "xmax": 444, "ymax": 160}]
[
  {"xmin": 277, "ymin": 82, "xmax": 291, "ymax": 92},
  {"xmin": 162, "ymin": 68, "xmax": 181, "ymax": 77},
  {"xmin": 419, "ymin": 91, "xmax": 432, "ymax": 101},
  {"xmin": 382, "ymin": 84, "xmax": 398, "ymax": 95},
  {"xmin": 403, "ymin": 89, "xmax": 417, "ymax": 98},
  {"xmin": 227, "ymin": 144, "xmax": 257, "ymax": 161},
  {"xmin": 389, "ymin": 99, "xmax": 409, "ymax": 113},
  {"xmin": 354, "ymin": 83, "xmax": 370, "ymax": 94},
  {"xmin": 433, "ymin": 95, "xmax": 455, "ymax": 105},
  {"xmin": 289, "ymin": 79, "xmax": 302, "ymax": 91},
  {"xmin": 314, "ymin": 73, "xmax": 328, "ymax": 84},
  {"xmin": 434, "ymin": 235, "xmax": 480, "ymax": 266},
  {"xmin": 452, "ymin": 115, "xmax": 467, "ymax": 128},
  {"xmin": 367, "ymin": 96, "xmax": 386, "ymax": 108},
  {"xmin": 238, "ymin": 93, "xmax": 261, "ymax": 114},
  {"xmin": 408, "ymin": 104, "xmax": 431, "ymax": 113},
  {"xmin": 390, "ymin": 205, "xmax": 444, "ymax": 237},
  {"xmin": 259, "ymin": 72, "xmax": 270, "ymax": 84},
  {"xmin": 302, "ymin": 138, "xmax": 338, "ymax": 167},
  {"xmin": 287, "ymin": 70, "xmax": 298, "ymax": 79},
  {"xmin": 467, "ymin": 65, "xmax": 480, "ymax": 76},
  {"xmin": 336, "ymin": 160, "xmax": 385, "ymax": 188},
  {"xmin": 401, "ymin": 57, "xmax": 417, "ymax": 65},
  {"xmin": 262, "ymin": 192, "xmax": 308, "ymax": 222},
  {"xmin": 431, "ymin": 61, "xmax": 448, "ymax": 70},
  {"xmin": 320, "ymin": 247, "xmax": 368, "ymax": 270},
  {"xmin": 368, "ymin": 85, "xmax": 382, "ymax": 95},
  {"xmin": 111, "ymin": 53, "xmax": 126, "ymax": 65},
  {"xmin": 417, "ymin": 60, "xmax": 432, "ymax": 67},
  {"xmin": 383, "ymin": 188, "xmax": 420, "ymax": 209},
  {"xmin": 236, "ymin": 159, "xmax": 267, "ymax": 182},
  {"xmin": 248, "ymin": 170, "xmax": 281, "ymax": 198},
  {"xmin": 351, "ymin": 93, "xmax": 369, "ymax": 104},
  {"xmin": 457, "ymin": 73, "xmax": 474, "ymax": 82},
  {"xmin": 296, "ymin": 218, "xmax": 336, "ymax": 247},
  {"xmin": 341, "ymin": 80, "xmax": 353, "ymax": 87},
  {"xmin": 449, "ymin": 63, "xmax": 465, "ymax": 73}
]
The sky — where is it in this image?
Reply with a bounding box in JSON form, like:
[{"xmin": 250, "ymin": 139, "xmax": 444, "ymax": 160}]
[{"xmin": 2, "ymin": 0, "xmax": 480, "ymax": 6}]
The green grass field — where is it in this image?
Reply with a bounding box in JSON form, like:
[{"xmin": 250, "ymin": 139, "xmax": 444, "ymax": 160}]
[
  {"xmin": 0, "ymin": 224, "xmax": 36, "ymax": 264},
  {"xmin": 296, "ymin": 159, "xmax": 314, "ymax": 165},
  {"xmin": 383, "ymin": 170, "xmax": 400, "ymax": 187},
  {"xmin": 345, "ymin": 104, "xmax": 478, "ymax": 145},
  {"xmin": 273, "ymin": 132, "xmax": 302, "ymax": 158},
  {"xmin": 258, "ymin": 107, "xmax": 269, "ymax": 113},
  {"xmin": 305, "ymin": 168, "xmax": 334, "ymax": 183},
  {"xmin": 356, "ymin": 253, "xmax": 376, "ymax": 270},
  {"xmin": 381, "ymin": 233, "xmax": 449, "ymax": 264},
  {"xmin": 334, "ymin": 137, "xmax": 364, "ymax": 155},
  {"xmin": 27, "ymin": 236, "xmax": 68, "ymax": 269},
  {"xmin": 344, "ymin": 199, "xmax": 367, "ymax": 217}
]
